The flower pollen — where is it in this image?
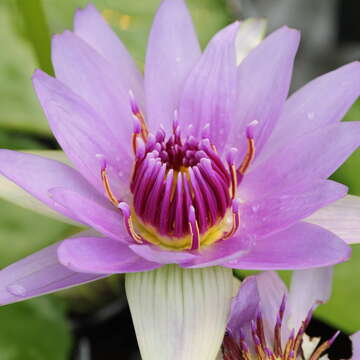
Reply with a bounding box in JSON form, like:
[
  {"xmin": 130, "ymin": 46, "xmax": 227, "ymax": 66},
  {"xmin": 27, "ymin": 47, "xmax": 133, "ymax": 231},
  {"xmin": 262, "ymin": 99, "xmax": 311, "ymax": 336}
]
[{"xmin": 101, "ymin": 94, "xmax": 257, "ymax": 250}]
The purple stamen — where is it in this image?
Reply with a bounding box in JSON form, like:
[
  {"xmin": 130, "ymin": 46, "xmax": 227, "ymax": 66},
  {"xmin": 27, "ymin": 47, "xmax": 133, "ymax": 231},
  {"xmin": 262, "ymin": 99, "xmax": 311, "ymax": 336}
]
[
  {"xmin": 246, "ymin": 119, "xmax": 259, "ymax": 139},
  {"xmin": 189, "ymin": 205, "xmax": 200, "ymax": 250},
  {"xmin": 123, "ymin": 101, "xmax": 255, "ymax": 248},
  {"xmin": 96, "ymin": 153, "xmax": 106, "ymax": 172},
  {"xmin": 135, "ymin": 138, "xmax": 146, "ymax": 159},
  {"xmin": 328, "ymin": 330, "xmax": 340, "ymax": 346},
  {"xmin": 201, "ymin": 123, "xmax": 210, "ymax": 139},
  {"xmin": 118, "ymin": 202, "xmax": 143, "ymax": 244},
  {"xmin": 129, "ymin": 89, "xmax": 140, "ymax": 116}
]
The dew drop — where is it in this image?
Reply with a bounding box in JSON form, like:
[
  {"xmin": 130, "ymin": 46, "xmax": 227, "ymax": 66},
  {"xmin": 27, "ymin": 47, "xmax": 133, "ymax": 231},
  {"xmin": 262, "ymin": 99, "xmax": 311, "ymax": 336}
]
[
  {"xmin": 251, "ymin": 204, "xmax": 260, "ymax": 212},
  {"xmin": 7, "ymin": 284, "xmax": 26, "ymax": 297}
]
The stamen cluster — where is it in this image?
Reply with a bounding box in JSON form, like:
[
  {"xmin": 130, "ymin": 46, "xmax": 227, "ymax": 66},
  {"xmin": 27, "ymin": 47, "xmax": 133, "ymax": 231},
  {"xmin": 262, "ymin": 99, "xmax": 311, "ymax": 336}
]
[
  {"xmin": 130, "ymin": 115, "xmax": 234, "ymax": 249},
  {"xmin": 100, "ymin": 93, "xmax": 256, "ymax": 250},
  {"xmin": 222, "ymin": 297, "xmax": 339, "ymax": 360}
]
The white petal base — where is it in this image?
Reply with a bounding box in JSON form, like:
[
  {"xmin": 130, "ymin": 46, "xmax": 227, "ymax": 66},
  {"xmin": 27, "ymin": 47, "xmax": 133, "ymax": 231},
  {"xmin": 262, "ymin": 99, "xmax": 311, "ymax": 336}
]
[{"xmin": 126, "ymin": 265, "xmax": 233, "ymax": 360}]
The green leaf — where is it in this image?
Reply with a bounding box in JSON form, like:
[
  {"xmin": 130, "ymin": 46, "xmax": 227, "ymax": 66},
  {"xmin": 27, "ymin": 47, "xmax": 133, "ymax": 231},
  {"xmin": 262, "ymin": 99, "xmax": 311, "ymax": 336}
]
[
  {"xmin": 332, "ymin": 99, "xmax": 360, "ymax": 196},
  {"xmin": 0, "ymin": 198, "xmax": 75, "ymax": 268},
  {"xmin": 314, "ymin": 245, "xmax": 360, "ymax": 333},
  {"xmin": 0, "ymin": 1, "xmax": 49, "ymax": 134},
  {"xmin": 0, "ymin": 297, "xmax": 71, "ymax": 360}
]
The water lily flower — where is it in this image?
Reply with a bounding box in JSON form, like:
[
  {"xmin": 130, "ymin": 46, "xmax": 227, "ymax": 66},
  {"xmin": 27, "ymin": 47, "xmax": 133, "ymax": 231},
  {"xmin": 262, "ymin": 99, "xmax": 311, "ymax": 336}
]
[
  {"xmin": 0, "ymin": 0, "xmax": 359, "ymax": 357},
  {"xmin": 0, "ymin": 0, "xmax": 359, "ymax": 302},
  {"xmin": 221, "ymin": 269, "xmax": 360, "ymax": 360}
]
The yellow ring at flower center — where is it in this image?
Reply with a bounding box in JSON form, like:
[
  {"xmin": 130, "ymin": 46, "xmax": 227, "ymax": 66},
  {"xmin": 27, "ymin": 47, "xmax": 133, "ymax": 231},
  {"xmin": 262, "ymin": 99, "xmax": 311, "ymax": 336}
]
[{"xmin": 132, "ymin": 210, "xmax": 233, "ymax": 251}]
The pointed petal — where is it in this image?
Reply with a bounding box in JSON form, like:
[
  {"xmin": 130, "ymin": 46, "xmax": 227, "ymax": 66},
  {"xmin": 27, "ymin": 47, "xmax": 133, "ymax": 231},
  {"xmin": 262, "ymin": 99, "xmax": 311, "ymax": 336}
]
[
  {"xmin": 74, "ymin": 4, "xmax": 144, "ymax": 107},
  {"xmin": 306, "ymin": 195, "xmax": 360, "ymax": 244},
  {"xmin": 222, "ymin": 222, "xmax": 351, "ymax": 270},
  {"xmin": 50, "ymin": 188, "xmax": 129, "ymax": 243},
  {"xmin": 32, "ymin": 70, "xmax": 132, "ymax": 198},
  {"xmin": 58, "ymin": 237, "xmax": 159, "ymax": 274},
  {"xmin": 0, "ymin": 150, "xmax": 102, "ymax": 224},
  {"xmin": 241, "ymin": 180, "xmax": 347, "ymax": 237},
  {"xmin": 228, "ymin": 27, "xmax": 300, "ymax": 160},
  {"xmin": 241, "ymin": 122, "xmax": 360, "ymax": 198},
  {"xmin": 235, "ymin": 18, "xmax": 267, "ymax": 65},
  {"xmin": 287, "ymin": 267, "xmax": 332, "ymax": 331},
  {"xmin": 256, "ymin": 272, "xmax": 288, "ymax": 341},
  {"xmin": 261, "ymin": 61, "xmax": 360, "ymax": 159},
  {"xmin": 227, "ymin": 276, "xmax": 260, "ymax": 340},
  {"xmin": 0, "ymin": 242, "xmax": 106, "ymax": 306},
  {"xmin": 126, "ymin": 265, "xmax": 233, "ymax": 360},
  {"xmin": 145, "ymin": 0, "xmax": 201, "ymax": 132},
  {"xmin": 179, "ymin": 22, "xmax": 239, "ymax": 153},
  {"xmin": 52, "ymin": 30, "xmax": 134, "ymax": 153}
]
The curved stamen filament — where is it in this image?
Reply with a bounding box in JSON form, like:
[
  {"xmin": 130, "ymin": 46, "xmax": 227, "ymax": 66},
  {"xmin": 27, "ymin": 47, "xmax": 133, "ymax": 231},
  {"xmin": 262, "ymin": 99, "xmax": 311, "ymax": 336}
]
[
  {"xmin": 230, "ymin": 164, "xmax": 237, "ymax": 199},
  {"xmin": 129, "ymin": 90, "xmax": 148, "ymax": 141},
  {"xmin": 101, "ymin": 163, "xmax": 143, "ymax": 244},
  {"xmin": 283, "ymin": 329, "xmax": 295, "ymax": 360},
  {"xmin": 189, "ymin": 205, "xmax": 200, "ymax": 250},
  {"xmin": 309, "ymin": 331, "xmax": 340, "ymax": 360},
  {"xmin": 118, "ymin": 202, "xmax": 143, "ymax": 244},
  {"xmin": 238, "ymin": 137, "xmax": 255, "ymax": 175},
  {"xmin": 226, "ymin": 147, "xmax": 239, "ymax": 200},
  {"xmin": 238, "ymin": 125, "xmax": 257, "ymax": 176},
  {"xmin": 274, "ymin": 295, "xmax": 286, "ymax": 356},
  {"xmin": 101, "ymin": 165, "xmax": 119, "ymax": 207},
  {"xmin": 223, "ymin": 200, "xmax": 240, "ymax": 239}
]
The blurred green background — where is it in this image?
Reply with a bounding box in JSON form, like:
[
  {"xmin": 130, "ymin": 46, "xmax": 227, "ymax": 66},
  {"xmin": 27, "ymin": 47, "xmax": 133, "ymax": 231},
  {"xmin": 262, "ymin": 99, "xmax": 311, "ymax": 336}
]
[{"xmin": 0, "ymin": 0, "xmax": 359, "ymax": 359}]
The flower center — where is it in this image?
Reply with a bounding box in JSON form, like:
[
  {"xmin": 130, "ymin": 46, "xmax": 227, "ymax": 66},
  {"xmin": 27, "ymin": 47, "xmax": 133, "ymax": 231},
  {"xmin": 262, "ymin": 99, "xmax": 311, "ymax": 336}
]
[{"xmin": 100, "ymin": 93, "xmax": 256, "ymax": 250}]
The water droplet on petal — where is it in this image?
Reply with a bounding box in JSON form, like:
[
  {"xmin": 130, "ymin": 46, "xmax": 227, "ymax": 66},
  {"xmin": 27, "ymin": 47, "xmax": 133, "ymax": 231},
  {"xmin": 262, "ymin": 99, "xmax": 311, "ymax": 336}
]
[
  {"xmin": 251, "ymin": 204, "xmax": 260, "ymax": 212},
  {"xmin": 7, "ymin": 284, "xmax": 26, "ymax": 297},
  {"xmin": 307, "ymin": 112, "xmax": 315, "ymax": 119}
]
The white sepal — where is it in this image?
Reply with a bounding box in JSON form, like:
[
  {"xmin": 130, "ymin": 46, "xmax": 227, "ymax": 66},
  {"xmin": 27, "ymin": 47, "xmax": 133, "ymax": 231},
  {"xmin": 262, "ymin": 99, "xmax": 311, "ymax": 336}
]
[
  {"xmin": 126, "ymin": 265, "xmax": 233, "ymax": 360},
  {"xmin": 306, "ymin": 195, "xmax": 360, "ymax": 244}
]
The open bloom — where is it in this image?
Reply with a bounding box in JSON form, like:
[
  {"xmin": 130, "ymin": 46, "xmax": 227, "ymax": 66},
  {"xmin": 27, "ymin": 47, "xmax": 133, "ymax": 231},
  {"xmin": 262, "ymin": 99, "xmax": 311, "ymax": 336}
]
[
  {"xmin": 0, "ymin": 0, "xmax": 359, "ymax": 305},
  {"xmin": 221, "ymin": 269, "xmax": 360, "ymax": 360}
]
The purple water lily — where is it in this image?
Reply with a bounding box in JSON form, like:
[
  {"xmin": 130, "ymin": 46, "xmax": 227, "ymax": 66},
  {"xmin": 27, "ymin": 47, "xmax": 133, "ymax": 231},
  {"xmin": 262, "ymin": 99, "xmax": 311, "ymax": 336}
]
[
  {"xmin": 222, "ymin": 269, "xmax": 359, "ymax": 360},
  {"xmin": 0, "ymin": 0, "xmax": 359, "ymax": 305}
]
